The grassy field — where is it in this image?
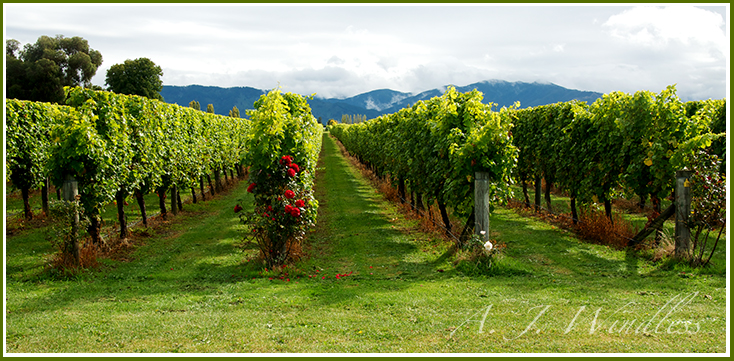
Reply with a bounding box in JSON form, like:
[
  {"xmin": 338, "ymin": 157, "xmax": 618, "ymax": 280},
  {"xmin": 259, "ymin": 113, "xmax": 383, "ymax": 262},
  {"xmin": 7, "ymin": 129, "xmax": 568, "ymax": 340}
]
[{"xmin": 4, "ymin": 133, "xmax": 728, "ymax": 354}]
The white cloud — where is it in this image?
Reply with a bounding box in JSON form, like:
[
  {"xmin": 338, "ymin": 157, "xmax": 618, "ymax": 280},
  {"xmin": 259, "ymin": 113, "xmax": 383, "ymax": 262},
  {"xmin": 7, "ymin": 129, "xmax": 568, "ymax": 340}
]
[
  {"xmin": 603, "ymin": 5, "xmax": 726, "ymax": 54},
  {"xmin": 593, "ymin": 5, "xmax": 728, "ymax": 99},
  {"xmin": 327, "ymin": 56, "xmax": 345, "ymax": 66},
  {"xmin": 3, "ymin": 4, "xmax": 727, "ymax": 101},
  {"xmin": 376, "ymin": 57, "xmax": 399, "ymax": 71}
]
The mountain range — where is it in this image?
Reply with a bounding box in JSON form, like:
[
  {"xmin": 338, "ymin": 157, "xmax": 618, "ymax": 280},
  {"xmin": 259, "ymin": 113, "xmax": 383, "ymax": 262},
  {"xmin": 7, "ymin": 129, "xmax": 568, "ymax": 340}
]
[{"xmin": 159, "ymin": 80, "xmax": 603, "ymax": 124}]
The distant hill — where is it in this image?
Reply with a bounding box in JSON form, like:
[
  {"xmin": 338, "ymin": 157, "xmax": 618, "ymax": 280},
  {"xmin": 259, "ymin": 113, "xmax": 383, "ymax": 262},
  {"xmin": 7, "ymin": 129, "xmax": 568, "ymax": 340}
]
[
  {"xmin": 160, "ymin": 80, "xmax": 603, "ymax": 124},
  {"xmin": 160, "ymin": 84, "xmax": 266, "ymax": 115}
]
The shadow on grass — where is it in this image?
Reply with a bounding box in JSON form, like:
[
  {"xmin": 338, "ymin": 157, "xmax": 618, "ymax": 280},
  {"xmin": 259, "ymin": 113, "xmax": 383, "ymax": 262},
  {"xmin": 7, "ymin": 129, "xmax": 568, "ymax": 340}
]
[
  {"xmin": 6, "ymin": 134, "xmax": 725, "ymax": 325},
  {"xmin": 488, "ymin": 212, "xmax": 637, "ymax": 277},
  {"xmin": 6, "ymin": 180, "xmax": 258, "ymax": 315},
  {"xmin": 279, "ymin": 135, "xmax": 645, "ymax": 308},
  {"xmin": 296, "ymin": 134, "xmax": 714, "ymax": 308}
]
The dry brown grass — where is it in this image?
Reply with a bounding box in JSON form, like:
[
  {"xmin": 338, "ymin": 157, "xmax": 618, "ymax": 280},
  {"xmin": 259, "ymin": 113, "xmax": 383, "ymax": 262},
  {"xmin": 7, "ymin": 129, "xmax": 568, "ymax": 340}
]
[
  {"xmin": 507, "ymin": 197, "xmax": 637, "ymax": 250},
  {"xmin": 47, "ymin": 239, "xmax": 99, "ymax": 276},
  {"xmin": 651, "ymin": 232, "xmax": 676, "ymax": 262},
  {"xmin": 574, "ymin": 208, "xmax": 637, "ymax": 249}
]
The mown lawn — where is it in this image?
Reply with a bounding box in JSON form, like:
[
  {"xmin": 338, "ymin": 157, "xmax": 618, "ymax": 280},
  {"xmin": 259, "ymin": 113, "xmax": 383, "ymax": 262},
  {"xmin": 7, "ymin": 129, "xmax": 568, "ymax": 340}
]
[{"xmin": 4, "ymin": 133, "xmax": 727, "ymax": 354}]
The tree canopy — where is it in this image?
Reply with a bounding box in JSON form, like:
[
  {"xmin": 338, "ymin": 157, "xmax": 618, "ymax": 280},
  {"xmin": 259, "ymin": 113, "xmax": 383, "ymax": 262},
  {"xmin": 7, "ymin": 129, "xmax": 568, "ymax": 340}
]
[
  {"xmin": 5, "ymin": 35, "xmax": 102, "ymax": 103},
  {"xmin": 229, "ymin": 106, "xmax": 240, "ymax": 118},
  {"xmin": 105, "ymin": 57, "xmax": 164, "ymax": 101}
]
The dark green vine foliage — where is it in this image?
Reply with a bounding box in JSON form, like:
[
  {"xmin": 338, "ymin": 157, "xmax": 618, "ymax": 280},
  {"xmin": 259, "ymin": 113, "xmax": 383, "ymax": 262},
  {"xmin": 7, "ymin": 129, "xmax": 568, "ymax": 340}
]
[
  {"xmin": 16, "ymin": 86, "xmax": 251, "ymax": 246},
  {"xmin": 331, "ymin": 86, "xmax": 517, "ymax": 239},
  {"xmin": 514, "ymin": 86, "xmax": 723, "ymax": 225},
  {"xmin": 512, "ymin": 101, "xmax": 577, "ymax": 213},
  {"xmin": 5, "ymin": 100, "xmax": 61, "ymax": 220},
  {"xmin": 332, "ymin": 85, "xmax": 725, "ymax": 252},
  {"xmin": 695, "ymin": 99, "xmax": 726, "ymax": 174},
  {"xmin": 57, "ymin": 87, "xmax": 135, "ymax": 244}
]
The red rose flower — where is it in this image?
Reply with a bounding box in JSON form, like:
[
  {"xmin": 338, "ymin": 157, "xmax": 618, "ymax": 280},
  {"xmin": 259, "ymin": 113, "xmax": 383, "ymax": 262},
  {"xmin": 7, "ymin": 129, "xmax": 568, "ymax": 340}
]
[
  {"xmin": 287, "ymin": 168, "xmax": 296, "ymax": 177},
  {"xmin": 290, "ymin": 208, "xmax": 301, "ymax": 217},
  {"xmin": 284, "ymin": 190, "xmax": 295, "ymax": 199},
  {"xmin": 267, "ymin": 205, "xmax": 273, "ymax": 212},
  {"xmin": 295, "ymin": 199, "xmax": 305, "ymax": 208},
  {"xmin": 289, "ymin": 163, "xmax": 300, "ymax": 173},
  {"xmin": 247, "ymin": 183, "xmax": 256, "ymax": 193},
  {"xmin": 285, "ymin": 204, "xmax": 293, "ymax": 213},
  {"xmin": 234, "ymin": 204, "xmax": 243, "ymax": 213},
  {"xmin": 280, "ymin": 155, "xmax": 292, "ymax": 166}
]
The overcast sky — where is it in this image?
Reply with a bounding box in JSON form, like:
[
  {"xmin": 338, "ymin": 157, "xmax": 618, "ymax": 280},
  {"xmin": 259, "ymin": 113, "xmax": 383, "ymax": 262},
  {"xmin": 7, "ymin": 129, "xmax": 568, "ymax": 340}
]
[{"xmin": 3, "ymin": 3, "xmax": 729, "ymax": 101}]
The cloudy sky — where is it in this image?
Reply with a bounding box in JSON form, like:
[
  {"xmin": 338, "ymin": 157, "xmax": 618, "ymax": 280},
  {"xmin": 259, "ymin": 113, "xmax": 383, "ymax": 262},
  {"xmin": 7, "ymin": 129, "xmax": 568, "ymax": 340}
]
[{"xmin": 3, "ymin": 3, "xmax": 729, "ymax": 101}]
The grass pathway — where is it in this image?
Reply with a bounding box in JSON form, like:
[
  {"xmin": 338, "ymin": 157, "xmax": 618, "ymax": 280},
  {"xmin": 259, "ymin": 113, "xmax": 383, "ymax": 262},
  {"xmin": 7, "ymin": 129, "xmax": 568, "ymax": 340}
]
[
  {"xmin": 4, "ymin": 132, "xmax": 727, "ymax": 354},
  {"xmin": 301, "ymin": 129, "xmax": 454, "ymax": 284}
]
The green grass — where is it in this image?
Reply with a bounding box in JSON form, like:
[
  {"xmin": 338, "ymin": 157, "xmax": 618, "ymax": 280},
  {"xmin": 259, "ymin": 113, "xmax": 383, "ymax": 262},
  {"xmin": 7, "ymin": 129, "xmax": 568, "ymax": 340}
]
[{"xmin": 4, "ymin": 134, "xmax": 727, "ymax": 353}]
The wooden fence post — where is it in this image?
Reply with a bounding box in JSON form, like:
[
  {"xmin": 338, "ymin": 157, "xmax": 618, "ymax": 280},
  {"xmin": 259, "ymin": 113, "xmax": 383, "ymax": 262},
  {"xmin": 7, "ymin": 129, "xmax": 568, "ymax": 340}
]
[
  {"xmin": 475, "ymin": 171, "xmax": 490, "ymax": 243},
  {"xmin": 62, "ymin": 175, "xmax": 80, "ymax": 265},
  {"xmin": 62, "ymin": 176, "xmax": 78, "ymax": 200},
  {"xmin": 675, "ymin": 170, "xmax": 692, "ymax": 259}
]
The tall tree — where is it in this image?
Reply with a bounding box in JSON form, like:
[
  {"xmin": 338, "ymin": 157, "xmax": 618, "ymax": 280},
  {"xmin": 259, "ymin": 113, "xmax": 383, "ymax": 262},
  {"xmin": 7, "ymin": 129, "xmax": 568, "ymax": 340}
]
[
  {"xmin": 189, "ymin": 100, "xmax": 201, "ymax": 110},
  {"xmin": 5, "ymin": 35, "xmax": 102, "ymax": 103},
  {"xmin": 229, "ymin": 105, "xmax": 240, "ymax": 118},
  {"xmin": 6, "ymin": 39, "xmax": 21, "ymax": 57},
  {"xmin": 105, "ymin": 57, "xmax": 164, "ymax": 100},
  {"xmin": 6, "ymin": 40, "xmax": 64, "ymax": 103},
  {"xmin": 206, "ymin": 104, "xmax": 214, "ymax": 114}
]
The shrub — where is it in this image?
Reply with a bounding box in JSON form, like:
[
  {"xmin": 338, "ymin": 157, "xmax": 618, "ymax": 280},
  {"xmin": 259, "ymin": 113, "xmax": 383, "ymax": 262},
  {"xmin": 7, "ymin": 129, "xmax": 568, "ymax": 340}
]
[
  {"xmin": 237, "ymin": 89, "xmax": 322, "ymax": 267},
  {"xmin": 47, "ymin": 199, "xmax": 97, "ymax": 275}
]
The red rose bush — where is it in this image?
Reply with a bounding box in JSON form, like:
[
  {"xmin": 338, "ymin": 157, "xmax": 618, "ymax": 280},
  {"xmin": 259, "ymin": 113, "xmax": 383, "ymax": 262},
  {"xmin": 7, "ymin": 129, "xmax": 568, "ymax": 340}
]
[{"xmin": 236, "ymin": 89, "xmax": 322, "ymax": 267}]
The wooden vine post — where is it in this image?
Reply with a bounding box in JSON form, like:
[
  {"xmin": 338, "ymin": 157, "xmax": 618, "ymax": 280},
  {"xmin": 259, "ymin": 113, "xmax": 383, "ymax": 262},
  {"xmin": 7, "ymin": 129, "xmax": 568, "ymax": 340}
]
[
  {"xmin": 62, "ymin": 175, "xmax": 81, "ymax": 265},
  {"xmin": 674, "ymin": 170, "xmax": 693, "ymax": 259},
  {"xmin": 629, "ymin": 169, "xmax": 693, "ymax": 250},
  {"xmin": 474, "ymin": 171, "xmax": 490, "ymax": 243}
]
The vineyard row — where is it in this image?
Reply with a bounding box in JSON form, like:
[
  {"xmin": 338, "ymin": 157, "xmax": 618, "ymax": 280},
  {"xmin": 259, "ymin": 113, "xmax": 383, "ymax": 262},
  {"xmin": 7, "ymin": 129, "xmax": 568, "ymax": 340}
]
[
  {"xmin": 6, "ymin": 87, "xmax": 322, "ymax": 246},
  {"xmin": 329, "ymin": 85, "xmax": 726, "ymax": 240}
]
